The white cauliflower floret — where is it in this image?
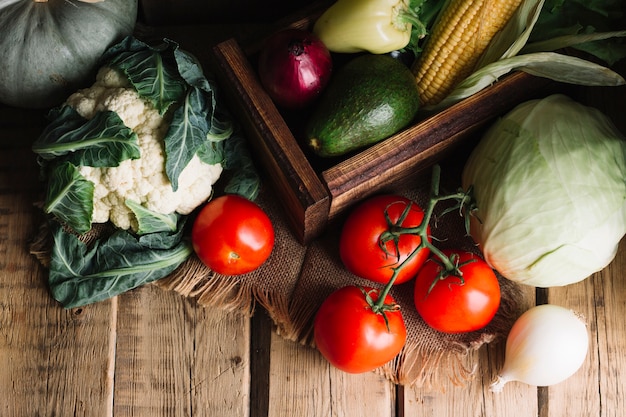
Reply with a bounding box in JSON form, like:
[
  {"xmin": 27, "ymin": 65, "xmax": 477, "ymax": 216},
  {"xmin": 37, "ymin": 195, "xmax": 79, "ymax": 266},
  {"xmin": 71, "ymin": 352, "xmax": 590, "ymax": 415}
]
[{"xmin": 65, "ymin": 66, "xmax": 223, "ymax": 232}]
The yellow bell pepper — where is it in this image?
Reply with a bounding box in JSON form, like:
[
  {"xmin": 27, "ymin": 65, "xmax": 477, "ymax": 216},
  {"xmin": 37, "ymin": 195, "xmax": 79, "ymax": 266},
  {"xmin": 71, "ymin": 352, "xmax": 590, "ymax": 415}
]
[{"xmin": 313, "ymin": 0, "xmax": 422, "ymax": 54}]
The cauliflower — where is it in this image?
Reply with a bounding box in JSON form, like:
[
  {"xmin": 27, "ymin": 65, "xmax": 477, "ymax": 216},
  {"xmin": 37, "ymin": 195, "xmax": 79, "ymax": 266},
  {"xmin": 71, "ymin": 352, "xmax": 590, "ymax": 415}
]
[{"xmin": 65, "ymin": 66, "xmax": 223, "ymax": 231}]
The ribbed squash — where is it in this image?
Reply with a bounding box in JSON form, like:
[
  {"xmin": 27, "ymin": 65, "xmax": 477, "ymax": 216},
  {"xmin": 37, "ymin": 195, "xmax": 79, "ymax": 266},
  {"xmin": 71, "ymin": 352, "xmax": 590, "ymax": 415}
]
[
  {"xmin": 0, "ymin": 0, "xmax": 138, "ymax": 109},
  {"xmin": 411, "ymin": 0, "xmax": 523, "ymax": 106}
]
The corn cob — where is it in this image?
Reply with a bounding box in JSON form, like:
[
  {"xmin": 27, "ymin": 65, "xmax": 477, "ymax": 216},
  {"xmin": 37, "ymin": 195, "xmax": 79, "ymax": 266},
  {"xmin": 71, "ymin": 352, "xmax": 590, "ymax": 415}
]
[{"xmin": 411, "ymin": 0, "xmax": 523, "ymax": 106}]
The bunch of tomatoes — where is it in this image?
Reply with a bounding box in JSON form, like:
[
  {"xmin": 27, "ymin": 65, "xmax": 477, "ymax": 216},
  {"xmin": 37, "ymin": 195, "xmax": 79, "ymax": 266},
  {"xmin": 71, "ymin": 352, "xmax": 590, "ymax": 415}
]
[
  {"xmin": 189, "ymin": 168, "xmax": 501, "ymax": 376},
  {"xmin": 314, "ymin": 172, "xmax": 501, "ymax": 374}
]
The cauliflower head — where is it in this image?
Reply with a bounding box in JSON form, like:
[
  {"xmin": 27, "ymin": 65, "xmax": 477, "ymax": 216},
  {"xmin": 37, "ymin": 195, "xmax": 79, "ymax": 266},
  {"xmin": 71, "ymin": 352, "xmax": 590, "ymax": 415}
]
[{"xmin": 65, "ymin": 66, "xmax": 223, "ymax": 231}]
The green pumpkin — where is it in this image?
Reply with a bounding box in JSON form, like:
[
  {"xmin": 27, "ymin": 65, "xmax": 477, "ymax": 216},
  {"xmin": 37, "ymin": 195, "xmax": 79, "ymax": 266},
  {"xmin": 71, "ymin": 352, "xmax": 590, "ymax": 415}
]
[{"xmin": 0, "ymin": 0, "xmax": 137, "ymax": 109}]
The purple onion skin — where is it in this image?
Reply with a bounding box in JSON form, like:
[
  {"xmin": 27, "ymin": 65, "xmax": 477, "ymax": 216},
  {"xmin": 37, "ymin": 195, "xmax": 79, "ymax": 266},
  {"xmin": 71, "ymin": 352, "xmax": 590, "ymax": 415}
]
[{"xmin": 258, "ymin": 29, "xmax": 333, "ymax": 110}]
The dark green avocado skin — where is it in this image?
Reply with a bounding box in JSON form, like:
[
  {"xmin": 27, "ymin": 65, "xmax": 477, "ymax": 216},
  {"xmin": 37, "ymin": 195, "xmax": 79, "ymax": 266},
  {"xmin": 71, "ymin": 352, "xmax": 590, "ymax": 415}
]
[{"xmin": 305, "ymin": 54, "xmax": 420, "ymax": 158}]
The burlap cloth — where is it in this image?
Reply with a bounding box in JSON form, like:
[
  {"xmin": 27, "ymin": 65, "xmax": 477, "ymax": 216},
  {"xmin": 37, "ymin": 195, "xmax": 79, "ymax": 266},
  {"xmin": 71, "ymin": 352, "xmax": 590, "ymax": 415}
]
[
  {"xmin": 30, "ymin": 157, "xmax": 523, "ymax": 389},
  {"xmin": 153, "ymin": 159, "xmax": 523, "ymax": 389}
]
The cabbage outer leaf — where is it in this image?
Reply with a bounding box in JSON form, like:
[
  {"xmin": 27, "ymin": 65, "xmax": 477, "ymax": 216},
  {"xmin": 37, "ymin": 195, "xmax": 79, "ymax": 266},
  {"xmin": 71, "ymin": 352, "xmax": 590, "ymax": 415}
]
[{"xmin": 462, "ymin": 94, "xmax": 626, "ymax": 287}]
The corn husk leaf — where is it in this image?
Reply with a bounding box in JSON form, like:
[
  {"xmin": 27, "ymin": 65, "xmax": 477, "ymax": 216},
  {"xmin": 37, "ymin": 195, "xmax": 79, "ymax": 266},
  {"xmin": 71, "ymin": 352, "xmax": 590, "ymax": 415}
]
[
  {"xmin": 430, "ymin": 52, "xmax": 625, "ymax": 111},
  {"xmin": 522, "ymin": 31, "xmax": 626, "ymax": 56}
]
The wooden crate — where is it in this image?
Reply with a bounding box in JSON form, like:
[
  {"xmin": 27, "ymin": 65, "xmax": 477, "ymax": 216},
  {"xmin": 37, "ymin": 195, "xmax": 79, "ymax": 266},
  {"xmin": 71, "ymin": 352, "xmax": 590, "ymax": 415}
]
[{"xmin": 209, "ymin": 7, "xmax": 559, "ymax": 244}]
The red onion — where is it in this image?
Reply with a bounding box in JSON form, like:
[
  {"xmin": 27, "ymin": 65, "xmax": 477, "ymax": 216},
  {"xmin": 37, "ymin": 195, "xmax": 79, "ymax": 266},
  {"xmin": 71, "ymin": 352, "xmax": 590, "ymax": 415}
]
[{"xmin": 257, "ymin": 29, "xmax": 333, "ymax": 110}]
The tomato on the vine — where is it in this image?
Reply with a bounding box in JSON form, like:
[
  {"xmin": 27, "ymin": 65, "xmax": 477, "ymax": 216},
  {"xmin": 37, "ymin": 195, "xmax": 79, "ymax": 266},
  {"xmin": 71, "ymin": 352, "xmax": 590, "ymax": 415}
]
[
  {"xmin": 191, "ymin": 194, "xmax": 275, "ymax": 276},
  {"xmin": 413, "ymin": 250, "xmax": 501, "ymax": 334},
  {"xmin": 313, "ymin": 285, "xmax": 407, "ymax": 374},
  {"xmin": 339, "ymin": 194, "xmax": 431, "ymax": 285}
]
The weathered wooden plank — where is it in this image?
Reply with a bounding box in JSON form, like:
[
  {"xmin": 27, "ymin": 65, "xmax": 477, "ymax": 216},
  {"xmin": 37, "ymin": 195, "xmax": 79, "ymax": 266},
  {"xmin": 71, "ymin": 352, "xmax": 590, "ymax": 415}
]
[
  {"xmin": 545, "ymin": 242, "xmax": 626, "ymax": 417},
  {"xmin": 191, "ymin": 300, "xmax": 251, "ymax": 416},
  {"xmin": 595, "ymin": 245, "xmax": 626, "ymax": 417},
  {"xmin": 266, "ymin": 330, "xmax": 396, "ymax": 417},
  {"xmin": 113, "ymin": 284, "xmax": 250, "ymax": 416},
  {"xmin": 400, "ymin": 350, "xmax": 487, "ymax": 417},
  {"xmin": 327, "ymin": 367, "xmax": 396, "ymax": 417},
  {"xmin": 0, "ymin": 149, "xmax": 116, "ymax": 417},
  {"xmin": 266, "ymin": 333, "xmax": 330, "ymax": 416},
  {"xmin": 0, "ymin": 260, "xmax": 116, "ymax": 416},
  {"xmin": 0, "ymin": 289, "xmax": 117, "ymax": 417},
  {"xmin": 544, "ymin": 278, "xmax": 600, "ymax": 416}
]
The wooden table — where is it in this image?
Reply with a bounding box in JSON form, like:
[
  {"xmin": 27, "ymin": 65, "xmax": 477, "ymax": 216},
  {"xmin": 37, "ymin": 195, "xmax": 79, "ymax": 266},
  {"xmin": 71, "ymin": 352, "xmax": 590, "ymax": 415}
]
[{"xmin": 1, "ymin": 22, "xmax": 625, "ymax": 417}]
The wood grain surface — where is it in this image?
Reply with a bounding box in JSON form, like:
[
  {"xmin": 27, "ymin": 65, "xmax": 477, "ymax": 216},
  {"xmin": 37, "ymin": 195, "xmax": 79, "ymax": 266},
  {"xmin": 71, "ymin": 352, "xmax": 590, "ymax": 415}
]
[{"xmin": 1, "ymin": 20, "xmax": 625, "ymax": 417}]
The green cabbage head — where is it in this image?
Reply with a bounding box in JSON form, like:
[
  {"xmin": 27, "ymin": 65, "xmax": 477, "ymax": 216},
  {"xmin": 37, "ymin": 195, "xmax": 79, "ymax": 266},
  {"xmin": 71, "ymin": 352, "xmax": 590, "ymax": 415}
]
[{"xmin": 462, "ymin": 94, "xmax": 626, "ymax": 287}]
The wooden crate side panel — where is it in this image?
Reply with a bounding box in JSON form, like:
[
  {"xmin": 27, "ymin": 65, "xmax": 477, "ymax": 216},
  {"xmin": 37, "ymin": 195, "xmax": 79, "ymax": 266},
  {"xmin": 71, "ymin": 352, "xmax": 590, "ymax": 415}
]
[
  {"xmin": 322, "ymin": 72, "xmax": 558, "ymax": 220},
  {"xmin": 210, "ymin": 39, "xmax": 330, "ymax": 244}
]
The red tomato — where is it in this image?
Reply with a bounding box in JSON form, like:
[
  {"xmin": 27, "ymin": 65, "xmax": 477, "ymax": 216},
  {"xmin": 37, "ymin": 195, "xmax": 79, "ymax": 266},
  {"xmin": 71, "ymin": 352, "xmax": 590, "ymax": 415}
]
[
  {"xmin": 191, "ymin": 195, "xmax": 275, "ymax": 276},
  {"xmin": 339, "ymin": 195, "xmax": 431, "ymax": 285},
  {"xmin": 413, "ymin": 250, "xmax": 501, "ymax": 334},
  {"xmin": 313, "ymin": 285, "xmax": 407, "ymax": 374}
]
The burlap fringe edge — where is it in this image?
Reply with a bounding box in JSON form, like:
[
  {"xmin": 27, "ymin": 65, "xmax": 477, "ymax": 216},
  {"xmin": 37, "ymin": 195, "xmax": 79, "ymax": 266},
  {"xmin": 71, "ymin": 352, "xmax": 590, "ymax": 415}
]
[
  {"xmin": 153, "ymin": 256, "xmax": 294, "ymax": 333},
  {"xmin": 153, "ymin": 256, "xmax": 257, "ymax": 315}
]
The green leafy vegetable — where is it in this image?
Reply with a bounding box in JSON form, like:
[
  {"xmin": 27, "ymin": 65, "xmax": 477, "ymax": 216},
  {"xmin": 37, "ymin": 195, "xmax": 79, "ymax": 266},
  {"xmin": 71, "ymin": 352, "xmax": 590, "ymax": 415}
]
[
  {"xmin": 164, "ymin": 48, "xmax": 233, "ymax": 190},
  {"xmin": 32, "ymin": 106, "xmax": 139, "ymax": 166},
  {"xmin": 173, "ymin": 47, "xmax": 211, "ymax": 90},
  {"xmin": 462, "ymin": 94, "xmax": 626, "ymax": 287},
  {"xmin": 405, "ymin": 0, "xmax": 446, "ymax": 55},
  {"xmin": 125, "ymin": 199, "xmax": 180, "ymax": 235},
  {"xmin": 105, "ymin": 36, "xmax": 235, "ymax": 191},
  {"xmin": 196, "ymin": 139, "xmax": 225, "ymax": 166},
  {"xmin": 522, "ymin": 30, "xmax": 626, "ymax": 62},
  {"xmin": 32, "ymin": 35, "xmax": 262, "ymax": 308},
  {"xmin": 164, "ymin": 84, "xmax": 232, "ymax": 190},
  {"xmin": 101, "ymin": 36, "xmax": 187, "ymax": 114},
  {"xmin": 164, "ymin": 86, "xmax": 216, "ymax": 191},
  {"xmin": 43, "ymin": 162, "xmax": 94, "ymax": 234},
  {"xmin": 222, "ymin": 126, "xmax": 262, "ymax": 201},
  {"xmin": 48, "ymin": 220, "xmax": 192, "ymax": 308}
]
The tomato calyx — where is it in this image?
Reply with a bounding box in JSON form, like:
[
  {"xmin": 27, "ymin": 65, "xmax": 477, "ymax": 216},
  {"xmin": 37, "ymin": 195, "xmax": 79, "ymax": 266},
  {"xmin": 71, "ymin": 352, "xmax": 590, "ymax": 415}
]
[
  {"xmin": 360, "ymin": 286, "xmax": 401, "ymax": 331},
  {"xmin": 424, "ymin": 253, "xmax": 477, "ymax": 295}
]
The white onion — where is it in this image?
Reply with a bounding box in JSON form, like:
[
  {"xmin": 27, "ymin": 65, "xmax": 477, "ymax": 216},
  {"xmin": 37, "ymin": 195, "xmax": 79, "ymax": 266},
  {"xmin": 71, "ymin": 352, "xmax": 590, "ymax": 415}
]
[{"xmin": 490, "ymin": 304, "xmax": 589, "ymax": 392}]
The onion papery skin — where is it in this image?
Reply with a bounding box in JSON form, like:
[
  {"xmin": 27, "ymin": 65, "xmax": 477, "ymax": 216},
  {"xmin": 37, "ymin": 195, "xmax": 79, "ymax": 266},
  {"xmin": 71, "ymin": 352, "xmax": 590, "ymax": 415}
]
[{"xmin": 257, "ymin": 29, "xmax": 333, "ymax": 110}]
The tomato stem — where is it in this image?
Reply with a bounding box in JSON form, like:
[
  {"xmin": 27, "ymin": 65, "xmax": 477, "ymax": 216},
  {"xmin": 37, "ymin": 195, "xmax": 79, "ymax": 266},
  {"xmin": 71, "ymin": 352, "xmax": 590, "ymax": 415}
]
[{"xmin": 372, "ymin": 164, "xmax": 477, "ymax": 313}]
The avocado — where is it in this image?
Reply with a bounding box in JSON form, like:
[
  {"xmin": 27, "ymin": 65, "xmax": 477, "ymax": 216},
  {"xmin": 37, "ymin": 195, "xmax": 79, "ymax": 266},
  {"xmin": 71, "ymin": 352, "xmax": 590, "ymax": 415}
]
[{"xmin": 305, "ymin": 54, "xmax": 420, "ymax": 158}]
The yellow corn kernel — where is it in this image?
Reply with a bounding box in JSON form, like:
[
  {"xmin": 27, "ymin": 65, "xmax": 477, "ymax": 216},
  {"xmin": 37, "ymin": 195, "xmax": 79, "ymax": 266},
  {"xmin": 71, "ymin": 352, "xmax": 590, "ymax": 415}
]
[{"xmin": 411, "ymin": 0, "xmax": 523, "ymax": 106}]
